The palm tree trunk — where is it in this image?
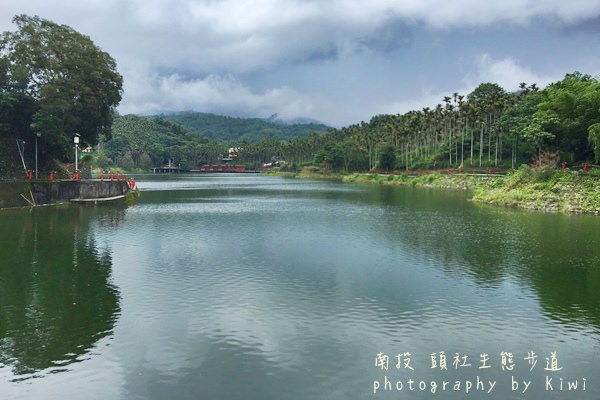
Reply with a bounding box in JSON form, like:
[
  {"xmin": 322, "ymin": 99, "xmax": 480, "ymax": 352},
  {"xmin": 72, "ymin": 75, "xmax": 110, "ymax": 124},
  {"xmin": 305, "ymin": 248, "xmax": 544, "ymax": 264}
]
[
  {"xmin": 469, "ymin": 120, "xmax": 474, "ymax": 165},
  {"xmin": 479, "ymin": 123, "xmax": 483, "ymax": 167}
]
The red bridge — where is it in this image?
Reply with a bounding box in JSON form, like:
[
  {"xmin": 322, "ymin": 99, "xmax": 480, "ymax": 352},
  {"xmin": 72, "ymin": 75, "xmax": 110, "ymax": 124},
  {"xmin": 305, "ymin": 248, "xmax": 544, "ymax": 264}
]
[{"xmin": 197, "ymin": 164, "xmax": 246, "ymax": 173}]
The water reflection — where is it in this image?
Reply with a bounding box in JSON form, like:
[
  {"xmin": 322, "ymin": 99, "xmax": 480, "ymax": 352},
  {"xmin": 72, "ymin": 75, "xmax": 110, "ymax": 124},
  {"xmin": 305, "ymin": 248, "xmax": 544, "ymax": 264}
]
[
  {"xmin": 516, "ymin": 215, "xmax": 600, "ymax": 330},
  {"xmin": 135, "ymin": 177, "xmax": 600, "ymax": 338},
  {"xmin": 2, "ymin": 175, "xmax": 596, "ymax": 399},
  {"xmin": 0, "ymin": 207, "xmax": 121, "ymax": 379},
  {"xmin": 120, "ymin": 176, "xmax": 600, "ymax": 399},
  {"xmin": 363, "ymin": 185, "xmax": 600, "ymax": 332}
]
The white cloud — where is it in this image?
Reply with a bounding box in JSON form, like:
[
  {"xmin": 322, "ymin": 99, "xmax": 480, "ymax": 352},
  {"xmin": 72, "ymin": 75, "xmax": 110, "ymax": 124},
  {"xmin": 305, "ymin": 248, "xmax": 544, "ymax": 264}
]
[
  {"xmin": 465, "ymin": 54, "xmax": 554, "ymax": 92},
  {"xmin": 5, "ymin": 0, "xmax": 599, "ymax": 72},
  {"xmin": 187, "ymin": 0, "xmax": 322, "ymax": 34},
  {"xmin": 119, "ymin": 72, "xmax": 316, "ymax": 120},
  {"xmin": 381, "ymin": 93, "xmax": 448, "ymax": 117},
  {"xmin": 379, "ymin": 54, "xmax": 555, "ymax": 117},
  {"xmin": 1, "ymin": 0, "xmax": 600, "ymax": 126}
]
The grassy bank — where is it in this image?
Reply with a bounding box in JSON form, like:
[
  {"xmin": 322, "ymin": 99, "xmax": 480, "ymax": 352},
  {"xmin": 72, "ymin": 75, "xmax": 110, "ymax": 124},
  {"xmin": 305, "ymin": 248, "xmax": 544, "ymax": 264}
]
[
  {"xmin": 267, "ymin": 166, "xmax": 600, "ymax": 215},
  {"xmin": 342, "ymin": 171, "xmax": 496, "ymax": 190},
  {"xmin": 262, "ymin": 168, "xmax": 344, "ymax": 181},
  {"xmin": 471, "ymin": 166, "xmax": 600, "ymax": 214}
]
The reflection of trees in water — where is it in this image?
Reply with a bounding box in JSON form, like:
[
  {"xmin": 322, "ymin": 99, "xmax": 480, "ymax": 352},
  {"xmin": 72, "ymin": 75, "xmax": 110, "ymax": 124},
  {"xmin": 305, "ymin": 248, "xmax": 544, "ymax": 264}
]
[
  {"xmin": 514, "ymin": 216, "xmax": 600, "ymax": 330},
  {"xmin": 0, "ymin": 207, "xmax": 122, "ymax": 377},
  {"xmin": 530, "ymin": 260, "xmax": 600, "ymax": 330},
  {"xmin": 369, "ymin": 186, "xmax": 600, "ymax": 330},
  {"xmin": 371, "ymin": 187, "xmax": 520, "ymax": 284}
]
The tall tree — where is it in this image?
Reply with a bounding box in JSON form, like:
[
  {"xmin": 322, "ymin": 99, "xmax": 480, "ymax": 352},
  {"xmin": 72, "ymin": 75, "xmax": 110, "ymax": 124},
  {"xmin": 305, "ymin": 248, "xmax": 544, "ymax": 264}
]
[
  {"xmin": 534, "ymin": 72, "xmax": 600, "ymax": 161},
  {"xmin": 0, "ymin": 15, "xmax": 123, "ymax": 161},
  {"xmin": 589, "ymin": 123, "xmax": 600, "ymax": 163},
  {"xmin": 501, "ymin": 89, "xmax": 543, "ymax": 165},
  {"xmin": 378, "ymin": 144, "xmax": 396, "ymax": 172},
  {"xmin": 467, "ymin": 83, "xmax": 509, "ymax": 167}
]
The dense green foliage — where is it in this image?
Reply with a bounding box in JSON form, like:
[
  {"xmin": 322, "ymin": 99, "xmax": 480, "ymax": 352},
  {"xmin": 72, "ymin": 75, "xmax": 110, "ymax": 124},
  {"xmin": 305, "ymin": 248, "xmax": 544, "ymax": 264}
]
[
  {"xmin": 339, "ymin": 167, "xmax": 600, "ymax": 215},
  {"xmin": 294, "ymin": 73, "xmax": 600, "ymax": 173},
  {"xmin": 0, "ymin": 15, "xmax": 122, "ymax": 175},
  {"xmin": 99, "ymin": 115, "xmax": 224, "ymax": 170},
  {"xmin": 590, "ymin": 123, "xmax": 600, "ymax": 163},
  {"xmin": 98, "ymin": 113, "xmax": 332, "ymax": 170},
  {"xmin": 98, "ymin": 73, "xmax": 600, "ymax": 173},
  {"xmin": 159, "ymin": 111, "xmax": 330, "ymax": 142},
  {"xmin": 472, "ymin": 166, "xmax": 600, "ymax": 214},
  {"xmin": 539, "ymin": 73, "xmax": 600, "ymax": 162}
]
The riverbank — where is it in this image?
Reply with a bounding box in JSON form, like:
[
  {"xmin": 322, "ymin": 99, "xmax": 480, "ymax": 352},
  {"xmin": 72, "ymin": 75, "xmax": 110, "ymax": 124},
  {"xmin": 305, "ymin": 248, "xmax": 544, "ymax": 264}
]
[
  {"xmin": 262, "ymin": 168, "xmax": 345, "ymax": 181},
  {"xmin": 265, "ymin": 166, "xmax": 600, "ymax": 215},
  {"xmin": 0, "ymin": 180, "xmax": 137, "ymax": 209}
]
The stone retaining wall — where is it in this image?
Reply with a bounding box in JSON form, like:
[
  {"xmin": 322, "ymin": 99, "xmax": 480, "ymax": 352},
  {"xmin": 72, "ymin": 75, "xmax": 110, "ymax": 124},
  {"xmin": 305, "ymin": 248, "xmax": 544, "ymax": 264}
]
[{"xmin": 0, "ymin": 180, "xmax": 130, "ymax": 209}]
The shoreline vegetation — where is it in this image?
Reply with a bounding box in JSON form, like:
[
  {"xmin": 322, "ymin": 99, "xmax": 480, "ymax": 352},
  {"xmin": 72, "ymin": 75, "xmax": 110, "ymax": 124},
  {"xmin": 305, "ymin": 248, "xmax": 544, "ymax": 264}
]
[{"xmin": 264, "ymin": 166, "xmax": 600, "ymax": 215}]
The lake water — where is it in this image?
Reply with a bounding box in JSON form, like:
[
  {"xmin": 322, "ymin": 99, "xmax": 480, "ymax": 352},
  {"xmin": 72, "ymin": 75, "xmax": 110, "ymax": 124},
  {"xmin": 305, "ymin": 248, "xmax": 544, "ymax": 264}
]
[{"xmin": 1, "ymin": 173, "xmax": 599, "ymax": 399}]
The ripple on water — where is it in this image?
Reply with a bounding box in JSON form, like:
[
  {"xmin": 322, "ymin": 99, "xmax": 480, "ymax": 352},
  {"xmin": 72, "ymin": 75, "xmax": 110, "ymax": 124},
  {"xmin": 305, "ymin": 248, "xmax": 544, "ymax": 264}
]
[{"xmin": 2, "ymin": 175, "xmax": 600, "ymax": 400}]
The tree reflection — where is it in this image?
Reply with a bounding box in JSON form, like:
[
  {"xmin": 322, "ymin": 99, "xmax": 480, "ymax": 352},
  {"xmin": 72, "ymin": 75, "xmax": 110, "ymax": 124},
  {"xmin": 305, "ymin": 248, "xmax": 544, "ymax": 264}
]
[
  {"xmin": 366, "ymin": 186, "xmax": 600, "ymax": 330},
  {"xmin": 0, "ymin": 207, "xmax": 121, "ymax": 377},
  {"xmin": 515, "ymin": 215, "xmax": 600, "ymax": 330}
]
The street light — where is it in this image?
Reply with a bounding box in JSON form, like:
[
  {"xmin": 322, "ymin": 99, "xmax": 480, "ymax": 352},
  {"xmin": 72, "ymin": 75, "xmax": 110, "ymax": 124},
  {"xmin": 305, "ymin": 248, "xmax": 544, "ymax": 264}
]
[
  {"xmin": 74, "ymin": 134, "xmax": 80, "ymax": 172},
  {"xmin": 30, "ymin": 122, "xmax": 42, "ymax": 179},
  {"xmin": 30, "ymin": 122, "xmax": 39, "ymax": 179},
  {"xmin": 35, "ymin": 132, "xmax": 41, "ymax": 179}
]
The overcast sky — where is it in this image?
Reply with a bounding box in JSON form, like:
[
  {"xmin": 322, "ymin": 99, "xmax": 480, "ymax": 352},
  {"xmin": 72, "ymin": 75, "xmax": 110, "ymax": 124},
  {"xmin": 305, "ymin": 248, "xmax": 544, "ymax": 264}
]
[{"xmin": 2, "ymin": 1, "xmax": 600, "ymax": 127}]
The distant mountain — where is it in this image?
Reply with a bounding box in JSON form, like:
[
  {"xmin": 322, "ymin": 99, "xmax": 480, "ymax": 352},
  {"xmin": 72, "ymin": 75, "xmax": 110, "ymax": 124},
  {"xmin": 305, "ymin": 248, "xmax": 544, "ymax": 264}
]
[
  {"xmin": 265, "ymin": 113, "xmax": 325, "ymax": 126},
  {"xmin": 152, "ymin": 111, "xmax": 331, "ymax": 143}
]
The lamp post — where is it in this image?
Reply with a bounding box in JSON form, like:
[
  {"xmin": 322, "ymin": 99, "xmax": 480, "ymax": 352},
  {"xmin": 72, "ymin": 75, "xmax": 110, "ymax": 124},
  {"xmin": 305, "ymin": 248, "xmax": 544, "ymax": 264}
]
[
  {"xmin": 74, "ymin": 134, "xmax": 80, "ymax": 172},
  {"xmin": 35, "ymin": 132, "xmax": 41, "ymax": 179},
  {"xmin": 30, "ymin": 123, "xmax": 39, "ymax": 179}
]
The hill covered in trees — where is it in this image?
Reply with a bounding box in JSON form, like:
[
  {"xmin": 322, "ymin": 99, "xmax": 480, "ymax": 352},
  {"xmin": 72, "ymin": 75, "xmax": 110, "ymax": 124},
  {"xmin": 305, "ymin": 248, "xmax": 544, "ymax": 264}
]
[
  {"xmin": 276, "ymin": 72, "xmax": 600, "ymax": 173},
  {"xmin": 98, "ymin": 113, "xmax": 331, "ymax": 170},
  {"xmin": 97, "ymin": 72, "xmax": 600, "ymax": 173},
  {"xmin": 156, "ymin": 111, "xmax": 330, "ymax": 142},
  {"xmin": 98, "ymin": 115, "xmax": 223, "ymax": 170}
]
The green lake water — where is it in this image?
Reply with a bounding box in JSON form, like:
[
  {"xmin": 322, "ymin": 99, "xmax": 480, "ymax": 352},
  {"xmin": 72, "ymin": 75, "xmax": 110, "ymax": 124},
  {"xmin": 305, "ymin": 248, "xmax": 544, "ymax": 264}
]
[{"xmin": 1, "ymin": 173, "xmax": 599, "ymax": 399}]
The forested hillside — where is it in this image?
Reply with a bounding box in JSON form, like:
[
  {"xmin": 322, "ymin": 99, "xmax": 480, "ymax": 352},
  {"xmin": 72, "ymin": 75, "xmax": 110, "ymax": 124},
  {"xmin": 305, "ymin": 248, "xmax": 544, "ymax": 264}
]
[
  {"xmin": 276, "ymin": 72, "xmax": 600, "ymax": 172},
  {"xmin": 157, "ymin": 111, "xmax": 330, "ymax": 142},
  {"xmin": 98, "ymin": 72, "xmax": 600, "ymax": 172},
  {"xmin": 99, "ymin": 115, "xmax": 225, "ymax": 170},
  {"xmin": 98, "ymin": 112, "xmax": 331, "ymax": 170}
]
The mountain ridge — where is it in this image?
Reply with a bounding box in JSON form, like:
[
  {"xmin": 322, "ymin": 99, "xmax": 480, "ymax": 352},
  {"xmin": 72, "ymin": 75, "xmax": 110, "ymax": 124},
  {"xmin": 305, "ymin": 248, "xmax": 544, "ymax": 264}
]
[{"xmin": 147, "ymin": 111, "xmax": 330, "ymax": 142}]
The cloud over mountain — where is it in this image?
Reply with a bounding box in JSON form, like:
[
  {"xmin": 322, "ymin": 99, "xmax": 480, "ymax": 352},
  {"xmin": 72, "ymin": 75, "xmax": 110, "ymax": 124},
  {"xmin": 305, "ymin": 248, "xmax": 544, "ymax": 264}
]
[{"xmin": 2, "ymin": 0, "xmax": 600, "ymax": 126}]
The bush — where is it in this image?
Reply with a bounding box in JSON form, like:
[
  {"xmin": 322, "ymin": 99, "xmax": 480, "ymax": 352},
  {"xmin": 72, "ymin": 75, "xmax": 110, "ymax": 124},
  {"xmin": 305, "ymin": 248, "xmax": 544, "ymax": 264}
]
[
  {"xmin": 118, "ymin": 152, "xmax": 135, "ymax": 169},
  {"xmin": 378, "ymin": 144, "xmax": 396, "ymax": 172},
  {"xmin": 138, "ymin": 153, "xmax": 153, "ymax": 169},
  {"xmin": 506, "ymin": 164, "xmax": 558, "ymax": 186},
  {"xmin": 531, "ymin": 150, "xmax": 559, "ymax": 170},
  {"xmin": 95, "ymin": 153, "xmax": 111, "ymax": 169}
]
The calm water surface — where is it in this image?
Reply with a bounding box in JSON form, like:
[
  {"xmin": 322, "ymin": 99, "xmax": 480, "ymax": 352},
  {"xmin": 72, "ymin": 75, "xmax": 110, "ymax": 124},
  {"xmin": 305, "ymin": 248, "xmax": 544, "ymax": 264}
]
[{"xmin": 1, "ymin": 174, "xmax": 599, "ymax": 399}]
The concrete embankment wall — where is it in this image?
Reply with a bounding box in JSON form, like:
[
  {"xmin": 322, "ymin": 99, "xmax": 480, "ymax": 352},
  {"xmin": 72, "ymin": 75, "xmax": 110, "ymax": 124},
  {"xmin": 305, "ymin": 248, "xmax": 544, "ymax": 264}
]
[{"xmin": 0, "ymin": 180, "xmax": 130, "ymax": 209}]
